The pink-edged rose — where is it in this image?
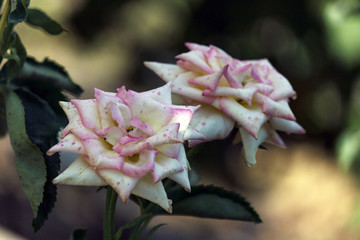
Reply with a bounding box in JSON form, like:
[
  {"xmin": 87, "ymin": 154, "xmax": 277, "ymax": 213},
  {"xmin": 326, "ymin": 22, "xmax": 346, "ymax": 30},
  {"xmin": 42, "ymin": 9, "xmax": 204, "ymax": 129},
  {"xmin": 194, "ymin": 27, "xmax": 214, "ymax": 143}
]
[
  {"xmin": 47, "ymin": 83, "xmax": 199, "ymax": 212},
  {"xmin": 145, "ymin": 43, "xmax": 305, "ymax": 166}
]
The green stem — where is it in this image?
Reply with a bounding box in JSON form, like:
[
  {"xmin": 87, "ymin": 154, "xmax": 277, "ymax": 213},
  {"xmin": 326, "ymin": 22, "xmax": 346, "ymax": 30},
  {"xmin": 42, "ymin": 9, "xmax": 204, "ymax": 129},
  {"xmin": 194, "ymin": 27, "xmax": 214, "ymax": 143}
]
[
  {"xmin": 0, "ymin": 0, "xmax": 12, "ymax": 64},
  {"xmin": 135, "ymin": 216, "xmax": 152, "ymax": 240},
  {"xmin": 104, "ymin": 186, "xmax": 118, "ymax": 240},
  {"xmin": 0, "ymin": 0, "xmax": 10, "ymax": 35}
]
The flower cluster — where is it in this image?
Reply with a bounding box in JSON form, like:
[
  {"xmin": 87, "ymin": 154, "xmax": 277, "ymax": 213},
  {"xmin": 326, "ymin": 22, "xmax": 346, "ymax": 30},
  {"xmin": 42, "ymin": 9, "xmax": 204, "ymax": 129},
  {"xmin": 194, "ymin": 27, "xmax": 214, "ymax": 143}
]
[
  {"xmin": 47, "ymin": 83, "xmax": 199, "ymax": 212},
  {"xmin": 145, "ymin": 43, "xmax": 305, "ymax": 166},
  {"xmin": 48, "ymin": 42, "xmax": 304, "ymax": 210}
]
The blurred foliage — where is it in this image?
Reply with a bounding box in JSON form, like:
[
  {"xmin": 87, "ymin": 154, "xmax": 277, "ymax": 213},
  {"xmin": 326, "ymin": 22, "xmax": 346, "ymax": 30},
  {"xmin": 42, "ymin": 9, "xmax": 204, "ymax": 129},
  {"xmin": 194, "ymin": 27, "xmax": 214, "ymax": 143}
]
[
  {"xmin": 66, "ymin": 0, "xmax": 351, "ymax": 135},
  {"xmin": 66, "ymin": 0, "xmax": 360, "ymax": 157},
  {"xmin": 52, "ymin": 0, "xmax": 360, "ymax": 190}
]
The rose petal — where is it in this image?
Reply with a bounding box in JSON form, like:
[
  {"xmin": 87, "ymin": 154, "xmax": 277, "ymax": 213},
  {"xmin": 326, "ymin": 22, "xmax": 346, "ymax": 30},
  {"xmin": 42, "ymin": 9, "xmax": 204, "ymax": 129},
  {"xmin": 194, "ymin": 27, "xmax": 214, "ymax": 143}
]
[
  {"xmin": 155, "ymin": 142, "xmax": 182, "ymax": 159},
  {"xmin": 53, "ymin": 156, "xmax": 107, "ymax": 186},
  {"xmin": 94, "ymin": 88, "xmax": 119, "ymax": 129},
  {"xmin": 172, "ymin": 72, "xmax": 216, "ymax": 104},
  {"xmin": 265, "ymin": 127, "xmax": 286, "ymax": 148},
  {"xmin": 270, "ymin": 117, "xmax": 306, "ymax": 134},
  {"xmin": 168, "ymin": 145, "xmax": 191, "ymax": 191},
  {"xmin": 183, "ymin": 128, "xmax": 206, "ymax": 143},
  {"xmin": 205, "ymin": 46, "xmax": 222, "ymax": 71},
  {"xmin": 113, "ymin": 140, "xmax": 151, "ymax": 157},
  {"xmin": 223, "ymin": 65, "xmax": 243, "ymax": 88},
  {"xmin": 98, "ymin": 168, "xmax": 140, "ymax": 203},
  {"xmin": 185, "ymin": 42, "xmax": 210, "ymax": 52},
  {"xmin": 124, "ymin": 90, "xmax": 176, "ymax": 131},
  {"xmin": 203, "ymin": 86, "xmax": 257, "ymax": 105},
  {"xmin": 268, "ymin": 73, "xmax": 297, "ymax": 100},
  {"xmin": 140, "ymin": 81, "xmax": 173, "ymax": 104},
  {"xmin": 188, "ymin": 67, "xmax": 224, "ymax": 92},
  {"xmin": 251, "ymin": 66, "xmax": 272, "ymax": 85},
  {"xmin": 152, "ymin": 153, "xmax": 183, "ymax": 183},
  {"xmin": 176, "ymin": 50, "xmax": 213, "ymax": 74},
  {"xmin": 121, "ymin": 150, "xmax": 157, "ymax": 177},
  {"xmin": 110, "ymin": 102, "xmax": 131, "ymax": 132},
  {"xmin": 130, "ymin": 116, "xmax": 155, "ymax": 136},
  {"xmin": 132, "ymin": 174, "xmax": 172, "ymax": 213},
  {"xmin": 72, "ymin": 99, "xmax": 101, "ymax": 132},
  {"xmin": 96, "ymin": 126, "xmax": 125, "ymax": 146},
  {"xmin": 218, "ymin": 97, "xmax": 266, "ymax": 139},
  {"xmin": 59, "ymin": 102, "xmax": 98, "ymax": 139},
  {"xmin": 254, "ymin": 94, "xmax": 296, "ymax": 120},
  {"xmin": 177, "ymin": 60, "xmax": 204, "ymax": 74},
  {"xmin": 186, "ymin": 105, "xmax": 235, "ymax": 146},
  {"xmin": 239, "ymin": 125, "xmax": 270, "ymax": 167},
  {"xmin": 169, "ymin": 105, "xmax": 200, "ymax": 138},
  {"xmin": 144, "ymin": 62, "xmax": 185, "ymax": 83},
  {"xmin": 82, "ymin": 138, "xmax": 124, "ymax": 169},
  {"xmin": 146, "ymin": 123, "xmax": 183, "ymax": 146},
  {"xmin": 47, "ymin": 133, "xmax": 85, "ymax": 155}
]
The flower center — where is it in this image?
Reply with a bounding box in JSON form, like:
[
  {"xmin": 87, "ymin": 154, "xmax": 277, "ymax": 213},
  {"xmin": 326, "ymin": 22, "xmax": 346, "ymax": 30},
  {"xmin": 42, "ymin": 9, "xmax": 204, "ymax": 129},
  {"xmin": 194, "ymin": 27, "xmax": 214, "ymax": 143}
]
[{"xmin": 127, "ymin": 154, "xmax": 139, "ymax": 163}]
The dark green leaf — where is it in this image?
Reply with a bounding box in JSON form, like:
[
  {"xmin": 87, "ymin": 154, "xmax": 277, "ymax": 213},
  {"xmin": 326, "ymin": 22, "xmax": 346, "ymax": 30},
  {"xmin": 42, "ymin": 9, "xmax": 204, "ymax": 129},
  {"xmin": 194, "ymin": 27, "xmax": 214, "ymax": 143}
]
[
  {"xmin": 11, "ymin": 57, "xmax": 81, "ymax": 126},
  {"xmin": 69, "ymin": 228, "xmax": 87, "ymax": 240},
  {"xmin": 258, "ymin": 145, "xmax": 267, "ymax": 150},
  {"xmin": 9, "ymin": 32, "xmax": 26, "ymax": 66},
  {"xmin": 26, "ymin": 8, "xmax": 65, "ymax": 35},
  {"xmin": 2, "ymin": 32, "xmax": 27, "ymax": 81},
  {"xmin": 5, "ymin": 90, "xmax": 46, "ymax": 215},
  {"xmin": 189, "ymin": 169, "xmax": 199, "ymax": 186},
  {"xmin": 167, "ymin": 185, "xmax": 262, "ymax": 223},
  {"xmin": 186, "ymin": 142, "xmax": 204, "ymax": 161},
  {"xmin": 0, "ymin": 93, "xmax": 8, "ymax": 137},
  {"xmin": 18, "ymin": 57, "xmax": 82, "ymax": 96},
  {"xmin": 0, "ymin": 1, "xmax": 3, "ymax": 9},
  {"xmin": 8, "ymin": 0, "xmax": 27, "ymax": 23},
  {"xmin": 143, "ymin": 223, "xmax": 166, "ymax": 240},
  {"xmin": 0, "ymin": 19, "xmax": 15, "ymax": 63},
  {"xmin": 12, "ymin": 89, "xmax": 61, "ymax": 232},
  {"xmin": 22, "ymin": 0, "xmax": 30, "ymax": 8},
  {"xmin": 114, "ymin": 214, "xmax": 153, "ymax": 240}
]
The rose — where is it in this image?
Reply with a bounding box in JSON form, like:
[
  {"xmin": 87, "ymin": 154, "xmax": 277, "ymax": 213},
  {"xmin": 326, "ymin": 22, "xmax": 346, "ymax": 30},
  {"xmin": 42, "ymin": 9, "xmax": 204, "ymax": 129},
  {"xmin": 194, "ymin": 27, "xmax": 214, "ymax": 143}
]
[
  {"xmin": 47, "ymin": 83, "xmax": 199, "ymax": 212},
  {"xmin": 145, "ymin": 43, "xmax": 305, "ymax": 166}
]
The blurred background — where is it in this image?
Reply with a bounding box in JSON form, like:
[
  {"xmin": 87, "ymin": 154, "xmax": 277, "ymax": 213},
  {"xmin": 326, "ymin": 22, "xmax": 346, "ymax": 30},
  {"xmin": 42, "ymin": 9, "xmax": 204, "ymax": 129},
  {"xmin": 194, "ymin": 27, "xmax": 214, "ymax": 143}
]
[{"xmin": 1, "ymin": 0, "xmax": 360, "ymax": 239}]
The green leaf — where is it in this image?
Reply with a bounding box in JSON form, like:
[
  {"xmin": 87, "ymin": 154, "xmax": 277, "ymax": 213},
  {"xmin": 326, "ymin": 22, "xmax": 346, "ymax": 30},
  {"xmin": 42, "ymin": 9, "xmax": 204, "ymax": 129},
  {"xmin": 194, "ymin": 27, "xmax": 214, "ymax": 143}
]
[
  {"xmin": 8, "ymin": 32, "xmax": 26, "ymax": 66},
  {"xmin": 8, "ymin": 0, "xmax": 27, "ymax": 23},
  {"xmin": 11, "ymin": 57, "xmax": 82, "ymax": 126},
  {"xmin": 3, "ymin": 50, "xmax": 21, "ymax": 64},
  {"xmin": 337, "ymin": 129, "xmax": 360, "ymax": 171},
  {"xmin": 26, "ymin": 8, "xmax": 65, "ymax": 35},
  {"xmin": 69, "ymin": 228, "xmax": 87, "ymax": 240},
  {"xmin": 18, "ymin": 57, "xmax": 82, "ymax": 96},
  {"xmin": 114, "ymin": 214, "xmax": 153, "ymax": 240},
  {"xmin": 0, "ymin": 93, "xmax": 8, "ymax": 137},
  {"xmin": 168, "ymin": 185, "xmax": 262, "ymax": 223},
  {"xmin": 22, "ymin": 0, "xmax": 30, "ymax": 8},
  {"xmin": 143, "ymin": 223, "xmax": 166, "ymax": 240},
  {"xmin": 12, "ymin": 89, "xmax": 61, "ymax": 232},
  {"xmin": 2, "ymin": 32, "xmax": 27, "ymax": 81},
  {"xmin": 189, "ymin": 169, "xmax": 199, "ymax": 186},
  {"xmin": 5, "ymin": 90, "xmax": 46, "ymax": 215}
]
